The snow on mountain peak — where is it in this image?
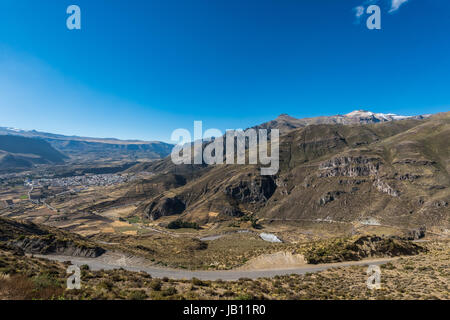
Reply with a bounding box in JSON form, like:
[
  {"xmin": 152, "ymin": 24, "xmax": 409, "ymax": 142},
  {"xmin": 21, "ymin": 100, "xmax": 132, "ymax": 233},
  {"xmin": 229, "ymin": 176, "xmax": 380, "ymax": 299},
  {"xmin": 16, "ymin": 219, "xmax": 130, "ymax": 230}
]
[
  {"xmin": 6, "ymin": 127, "xmax": 23, "ymax": 132},
  {"xmin": 345, "ymin": 110, "xmax": 414, "ymax": 121},
  {"xmin": 345, "ymin": 110, "xmax": 375, "ymax": 117}
]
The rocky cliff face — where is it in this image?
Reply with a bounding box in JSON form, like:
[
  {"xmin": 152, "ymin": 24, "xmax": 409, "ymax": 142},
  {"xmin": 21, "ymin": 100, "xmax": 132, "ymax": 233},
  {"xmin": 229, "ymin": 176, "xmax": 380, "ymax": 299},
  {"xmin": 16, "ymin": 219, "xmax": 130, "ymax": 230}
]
[
  {"xmin": 305, "ymin": 235, "xmax": 427, "ymax": 264},
  {"xmin": 224, "ymin": 176, "xmax": 276, "ymax": 204},
  {"xmin": 8, "ymin": 237, "xmax": 105, "ymax": 257},
  {"xmin": 373, "ymin": 178, "xmax": 399, "ymax": 197},
  {"xmin": 318, "ymin": 156, "xmax": 381, "ymax": 178},
  {"xmin": 259, "ymin": 113, "xmax": 449, "ymax": 233},
  {"xmin": 0, "ymin": 217, "xmax": 105, "ymax": 258},
  {"xmin": 144, "ymin": 196, "xmax": 186, "ymax": 220},
  {"xmin": 139, "ymin": 171, "xmax": 277, "ymax": 222}
]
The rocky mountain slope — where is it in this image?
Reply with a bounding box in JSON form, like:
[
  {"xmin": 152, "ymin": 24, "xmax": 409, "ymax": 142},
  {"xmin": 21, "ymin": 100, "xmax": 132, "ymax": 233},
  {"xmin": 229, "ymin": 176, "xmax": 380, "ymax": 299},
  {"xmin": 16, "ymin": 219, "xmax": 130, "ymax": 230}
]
[
  {"xmin": 0, "ymin": 217, "xmax": 105, "ymax": 257},
  {"xmin": 116, "ymin": 112, "xmax": 449, "ymax": 236}
]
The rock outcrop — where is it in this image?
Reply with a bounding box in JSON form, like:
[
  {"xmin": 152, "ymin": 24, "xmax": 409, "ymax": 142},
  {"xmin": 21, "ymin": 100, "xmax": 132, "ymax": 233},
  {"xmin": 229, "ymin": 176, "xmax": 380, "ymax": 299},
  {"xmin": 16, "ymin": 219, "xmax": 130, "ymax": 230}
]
[
  {"xmin": 220, "ymin": 206, "xmax": 244, "ymax": 217},
  {"xmin": 0, "ymin": 217, "xmax": 105, "ymax": 258},
  {"xmin": 9, "ymin": 236, "xmax": 105, "ymax": 257},
  {"xmin": 305, "ymin": 236, "xmax": 426, "ymax": 264},
  {"xmin": 318, "ymin": 191, "xmax": 346, "ymax": 206},
  {"xmin": 405, "ymin": 227, "xmax": 426, "ymax": 240},
  {"xmin": 318, "ymin": 156, "xmax": 381, "ymax": 178},
  {"xmin": 373, "ymin": 178, "xmax": 399, "ymax": 197},
  {"xmin": 144, "ymin": 196, "xmax": 186, "ymax": 220},
  {"xmin": 224, "ymin": 176, "xmax": 276, "ymax": 204}
]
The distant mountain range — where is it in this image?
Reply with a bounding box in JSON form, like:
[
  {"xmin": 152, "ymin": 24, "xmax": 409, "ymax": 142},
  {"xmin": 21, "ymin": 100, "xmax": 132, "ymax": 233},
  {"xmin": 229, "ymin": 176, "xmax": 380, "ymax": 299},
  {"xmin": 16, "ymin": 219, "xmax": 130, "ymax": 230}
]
[
  {"xmin": 255, "ymin": 110, "xmax": 431, "ymax": 134},
  {"xmin": 0, "ymin": 135, "xmax": 67, "ymax": 172},
  {"xmin": 0, "ymin": 127, "xmax": 174, "ymax": 166},
  {"xmin": 0, "ymin": 110, "xmax": 436, "ymax": 173}
]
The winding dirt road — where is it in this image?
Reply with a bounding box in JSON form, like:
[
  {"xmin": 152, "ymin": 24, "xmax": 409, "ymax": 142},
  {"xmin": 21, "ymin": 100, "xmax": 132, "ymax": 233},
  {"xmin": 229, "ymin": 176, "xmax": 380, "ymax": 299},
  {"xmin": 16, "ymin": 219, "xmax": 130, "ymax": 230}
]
[{"xmin": 35, "ymin": 252, "xmax": 394, "ymax": 281}]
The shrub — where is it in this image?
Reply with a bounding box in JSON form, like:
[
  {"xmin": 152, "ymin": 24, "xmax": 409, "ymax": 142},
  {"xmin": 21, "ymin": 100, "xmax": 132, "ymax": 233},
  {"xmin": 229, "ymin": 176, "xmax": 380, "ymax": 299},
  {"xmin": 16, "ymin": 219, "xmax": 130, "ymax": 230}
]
[
  {"xmin": 222, "ymin": 290, "xmax": 235, "ymax": 297},
  {"xmin": 1, "ymin": 274, "xmax": 63, "ymax": 300},
  {"xmin": 251, "ymin": 220, "xmax": 263, "ymax": 229},
  {"xmin": 150, "ymin": 279, "xmax": 162, "ymax": 291},
  {"xmin": 191, "ymin": 277, "xmax": 204, "ymax": 286},
  {"xmin": 32, "ymin": 273, "xmax": 60, "ymax": 290},
  {"xmin": 236, "ymin": 293, "xmax": 255, "ymax": 300},
  {"xmin": 238, "ymin": 277, "xmax": 252, "ymax": 282},
  {"xmin": 127, "ymin": 290, "xmax": 148, "ymax": 300},
  {"xmin": 167, "ymin": 220, "xmax": 200, "ymax": 230},
  {"xmin": 98, "ymin": 280, "xmax": 114, "ymax": 291},
  {"xmin": 381, "ymin": 262, "xmax": 395, "ymax": 270},
  {"xmin": 162, "ymin": 286, "xmax": 177, "ymax": 296}
]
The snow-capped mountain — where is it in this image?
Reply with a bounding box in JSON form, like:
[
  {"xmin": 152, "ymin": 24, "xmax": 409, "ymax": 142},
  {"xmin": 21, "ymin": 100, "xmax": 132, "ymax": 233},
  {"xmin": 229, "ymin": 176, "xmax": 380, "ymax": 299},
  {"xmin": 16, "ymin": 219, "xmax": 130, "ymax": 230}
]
[
  {"xmin": 256, "ymin": 110, "xmax": 430, "ymax": 134},
  {"xmin": 344, "ymin": 110, "xmax": 425, "ymax": 122}
]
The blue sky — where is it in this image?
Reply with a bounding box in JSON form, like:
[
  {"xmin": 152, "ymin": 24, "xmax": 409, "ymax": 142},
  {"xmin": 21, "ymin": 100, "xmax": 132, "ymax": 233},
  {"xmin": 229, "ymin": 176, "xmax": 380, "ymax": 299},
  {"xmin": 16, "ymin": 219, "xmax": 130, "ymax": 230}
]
[{"xmin": 0, "ymin": 0, "xmax": 449, "ymax": 142}]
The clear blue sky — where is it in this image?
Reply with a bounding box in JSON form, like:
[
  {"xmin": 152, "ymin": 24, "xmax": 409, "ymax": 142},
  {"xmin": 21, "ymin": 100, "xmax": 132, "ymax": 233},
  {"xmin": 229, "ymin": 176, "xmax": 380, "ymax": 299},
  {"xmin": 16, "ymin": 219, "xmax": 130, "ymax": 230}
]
[{"xmin": 0, "ymin": 0, "xmax": 449, "ymax": 142}]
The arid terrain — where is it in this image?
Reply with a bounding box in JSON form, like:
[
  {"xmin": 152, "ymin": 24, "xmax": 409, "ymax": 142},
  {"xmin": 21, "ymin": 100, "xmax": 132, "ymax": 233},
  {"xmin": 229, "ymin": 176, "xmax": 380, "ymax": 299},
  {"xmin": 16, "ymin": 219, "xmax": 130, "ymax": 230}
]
[
  {"xmin": 0, "ymin": 110, "xmax": 449, "ymax": 300},
  {"xmin": 0, "ymin": 238, "xmax": 448, "ymax": 300}
]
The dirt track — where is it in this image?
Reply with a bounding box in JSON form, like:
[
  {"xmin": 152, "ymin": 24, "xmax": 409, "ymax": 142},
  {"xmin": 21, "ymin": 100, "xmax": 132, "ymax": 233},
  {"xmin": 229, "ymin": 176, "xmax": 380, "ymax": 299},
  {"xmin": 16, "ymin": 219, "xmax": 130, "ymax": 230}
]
[{"xmin": 35, "ymin": 252, "xmax": 394, "ymax": 281}]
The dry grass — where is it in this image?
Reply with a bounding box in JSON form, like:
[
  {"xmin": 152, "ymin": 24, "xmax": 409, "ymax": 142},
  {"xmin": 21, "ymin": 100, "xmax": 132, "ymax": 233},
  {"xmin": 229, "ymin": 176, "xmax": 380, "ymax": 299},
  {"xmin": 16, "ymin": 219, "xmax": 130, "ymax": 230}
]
[
  {"xmin": 0, "ymin": 274, "xmax": 64, "ymax": 300},
  {"xmin": 0, "ymin": 240, "xmax": 448, "ymax": 300}
]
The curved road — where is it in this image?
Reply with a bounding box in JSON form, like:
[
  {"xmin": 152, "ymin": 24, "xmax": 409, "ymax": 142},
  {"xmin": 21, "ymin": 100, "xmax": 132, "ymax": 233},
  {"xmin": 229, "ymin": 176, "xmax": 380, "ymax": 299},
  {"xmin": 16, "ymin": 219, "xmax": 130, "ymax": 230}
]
[{"xmin": 35, "ymin": 253, "xmax": 394, "ymax": 281}]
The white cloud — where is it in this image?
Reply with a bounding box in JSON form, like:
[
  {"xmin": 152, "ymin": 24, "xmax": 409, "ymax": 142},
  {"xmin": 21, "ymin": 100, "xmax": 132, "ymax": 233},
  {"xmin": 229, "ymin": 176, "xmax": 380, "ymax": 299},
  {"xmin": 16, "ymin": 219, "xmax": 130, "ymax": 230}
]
[{"xmin": 389, "ymin": 0, "xmax": 409, "ymax": 13}]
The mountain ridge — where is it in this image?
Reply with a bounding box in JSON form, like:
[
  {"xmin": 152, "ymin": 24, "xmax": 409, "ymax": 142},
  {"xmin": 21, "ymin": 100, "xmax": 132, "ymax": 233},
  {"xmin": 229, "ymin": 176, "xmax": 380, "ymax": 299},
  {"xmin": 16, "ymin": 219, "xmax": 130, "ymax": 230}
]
[
  {"xmin": 0, "ymin": 135, "xmax": 67, "ymax": 172},
  {"xmin": 0, "ymin": 127, "xmax": 174, "ymax": 162},
  {"xmin": 115, "ymin": 111, "xmax": 449, "ymax": 236},
  {"xmin": 255, "ymin": 110, "xmax": 431, "ymax": 134}
]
